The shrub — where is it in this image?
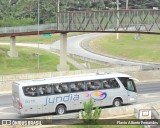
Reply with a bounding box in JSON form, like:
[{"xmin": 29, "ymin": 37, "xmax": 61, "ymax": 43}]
[{"xmin": 81, "ymin": 98, "xmax": 102, "ymax": 125}]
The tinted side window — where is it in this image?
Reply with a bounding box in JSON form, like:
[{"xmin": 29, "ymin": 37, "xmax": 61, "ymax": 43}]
[
  {"xmin": 23, "ymin": 86, "xmax": 38, "ymax": 97},
  {"xmin": 54, "ymin": 84, "xmax": 62, "ymax": 94},
  {"xmin": 69, "ymin": 82, "xmax": 86, "ymax": 93},
  {"xmin": 110, "ymin": 78, "xmax": 120, "ymax": 88},
  {"xmin": 45, "ymin": 85, "xmax": 52, "ymax": 95},
  {"xmin": 38, "ymin": 85, "xmax": 47, "ymax": 96},
  {"xmin": 102, "ymin": 78, "xmax": 120, "ymax": 89},
  {"xmin": 38, "ymin": 85, "xmax": 52, "ymax": 96},
  {"xmin": 70, "ymin": 82, "xmax": 80, "ymax": 92},
  {"xmin": 118, "ymin": 77, "xmax": 128, "ymax": 89},
  {"xmin": 76, "ymin": 82, "xmax": 86, "ymax": 91},
  {"xmin": 61, "ymin": 83, "xmax": 69, "ymax": 93},
  {"xmin": 86, "ymin": 80, "xmax": 102, "ymax": 90},
  {"xmin": 23, "ymin": 84, "xmax": 53, "ymax": 97},
  {"xmin": 53, "ymin": 83, "xmax": 69, "ymax": 94}
]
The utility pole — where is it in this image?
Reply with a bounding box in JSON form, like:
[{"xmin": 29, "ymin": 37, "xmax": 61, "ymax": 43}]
[
  {"xmin": 116, "ymin": 0, "xmax": 119, "ymax": 39},
  {"xmin": 126, "ymin": 0, "xmax": 129, "ymax": 10},
  {"xmin": 37, "ymin": 0, "xmax": 40, "ymax": 69},
  {"xmin": 57, "ymin": 0, "xmax": 60, "ymax": 30}
]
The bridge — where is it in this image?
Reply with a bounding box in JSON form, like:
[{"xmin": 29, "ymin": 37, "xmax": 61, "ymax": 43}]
[
  {"xmin": 0, "ymin": 9, "xmax": 159, "ymax": 70},
  {"xmin": 0, "ymin": 10, "xmax": 159, "ymax": 37}
]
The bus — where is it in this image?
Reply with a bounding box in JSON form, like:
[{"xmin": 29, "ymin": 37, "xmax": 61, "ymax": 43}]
[{"xmin": 12, "ymin": 72, "xmax": 138, "ymax": 115}]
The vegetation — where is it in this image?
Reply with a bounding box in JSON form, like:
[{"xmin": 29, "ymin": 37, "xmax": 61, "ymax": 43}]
[
  {"xmin": 0, "ymin": 0, "xmax": 159, "ymax": 27},
  {"xmin": 0, "ymin": 45, "xmax": 77, "ymax": 75},
  {"xmin": 0, "ymin": 32, "xmax": 86, "ymax": 44},
  {"xmin": 81, "ymin": 99, "xmax": 102, "ymax": 125},
  {"xmin": 89, "ymin": 34, "xmax": 160, "ymax": 63},
  {"xmin": 70, "ymin": 56, "xmax": 110, "ymax": 69}
]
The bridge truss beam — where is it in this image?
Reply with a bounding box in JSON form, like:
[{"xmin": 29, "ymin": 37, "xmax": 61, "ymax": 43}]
[{"xmin": 58, "ymin": 9, "xmax": 160, "ymax": 34}]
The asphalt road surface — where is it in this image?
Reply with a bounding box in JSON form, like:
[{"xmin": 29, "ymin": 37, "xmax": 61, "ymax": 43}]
[{"xmin": 0, "ymin": 82, "xmax": 159, "ymax": 119}]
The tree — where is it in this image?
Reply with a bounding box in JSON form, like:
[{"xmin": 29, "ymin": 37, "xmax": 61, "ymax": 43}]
[
  {"xmin": 0, "ymin": 0, "xmax": 159, "ymax": 26},
  {"xmin": 81, "ymin": 98, "xmax": 102, "ymax": 125},
  {"xmin": 91, "ymin": 0, "xmax": 106, "ymax": 10}
]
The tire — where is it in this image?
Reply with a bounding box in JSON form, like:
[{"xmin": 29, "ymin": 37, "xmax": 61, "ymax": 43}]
[
  {"xmin": 113, "ymin": 98, "xmax": 122, "ymax": 107},
  {"xmin": 56, "ymin": 105, "xmax": 66, "ymax": 115}
]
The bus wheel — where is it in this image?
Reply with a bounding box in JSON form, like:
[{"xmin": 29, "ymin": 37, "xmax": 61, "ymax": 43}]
[
  {"xmin": 56, "ymin": 105, "xmax": 66, "ymax": 115},
  {"xmin": 113, "ymin": 98, "xmax": 122, "ymax": 107}
]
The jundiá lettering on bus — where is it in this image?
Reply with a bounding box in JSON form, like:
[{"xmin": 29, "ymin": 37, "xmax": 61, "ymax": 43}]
[{"xmin": 44, "ymin": 94, "xmax": 79, "ymax": 106}]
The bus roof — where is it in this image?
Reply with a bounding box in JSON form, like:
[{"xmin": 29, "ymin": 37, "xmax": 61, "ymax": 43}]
[{"xmin": 14, "ymin": 72, "xmax": 131, "ymax": 86}]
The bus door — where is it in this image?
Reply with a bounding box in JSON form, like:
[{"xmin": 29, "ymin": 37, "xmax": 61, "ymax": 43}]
[
  {"xmin": 118, "ymin": 77, "xmax": 137, "ymax": 103},
  {"xmin": 126, "ymin": 79, "xmax": 137, "ymax": 103}
]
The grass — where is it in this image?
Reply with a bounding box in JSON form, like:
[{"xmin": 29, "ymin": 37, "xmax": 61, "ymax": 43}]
[
  {"xmin": 0, "ymin": 45, "xmax": 77, "ymax": 75},
  {"xmin": 0, "ymin": 32, "xmax": 86, "ymax": 44},
  {"xmin": 90, "ymin": 63, "xmax": 109, "ymax": 69},
  {"xmin": 89, "ymin": 34, "xmax": 160, "ymax": 63},
  {"xmin": 70, "ymin": 56, "xmax": 110, "ymax": 69}
]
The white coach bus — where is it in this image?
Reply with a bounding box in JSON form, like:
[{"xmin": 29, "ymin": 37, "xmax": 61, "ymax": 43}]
[{"xmin": 12, "ymin": 73, "xmax": 138, "ymax": 115}]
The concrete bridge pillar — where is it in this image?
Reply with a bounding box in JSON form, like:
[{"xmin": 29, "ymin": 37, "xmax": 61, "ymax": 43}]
[
  {"xmin": 7, "ymin": 36, "xmax": 18, "ymax": 57},
  {"xmin": 57, "ymin": 33, "xmax": 69, "ymax": 71}
]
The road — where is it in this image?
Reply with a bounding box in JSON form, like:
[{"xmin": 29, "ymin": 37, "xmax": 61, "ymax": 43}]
[
  {"xmin": 0, "ymin": 82, "xmax": 159, "ymax": 119},
  {"xmin": 51, "ymin": 33, "xmax": 158, "ymax": 66},
  {"xmin": 0, "ymin": 33, "xmax": 158, "ymax": 66}
]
